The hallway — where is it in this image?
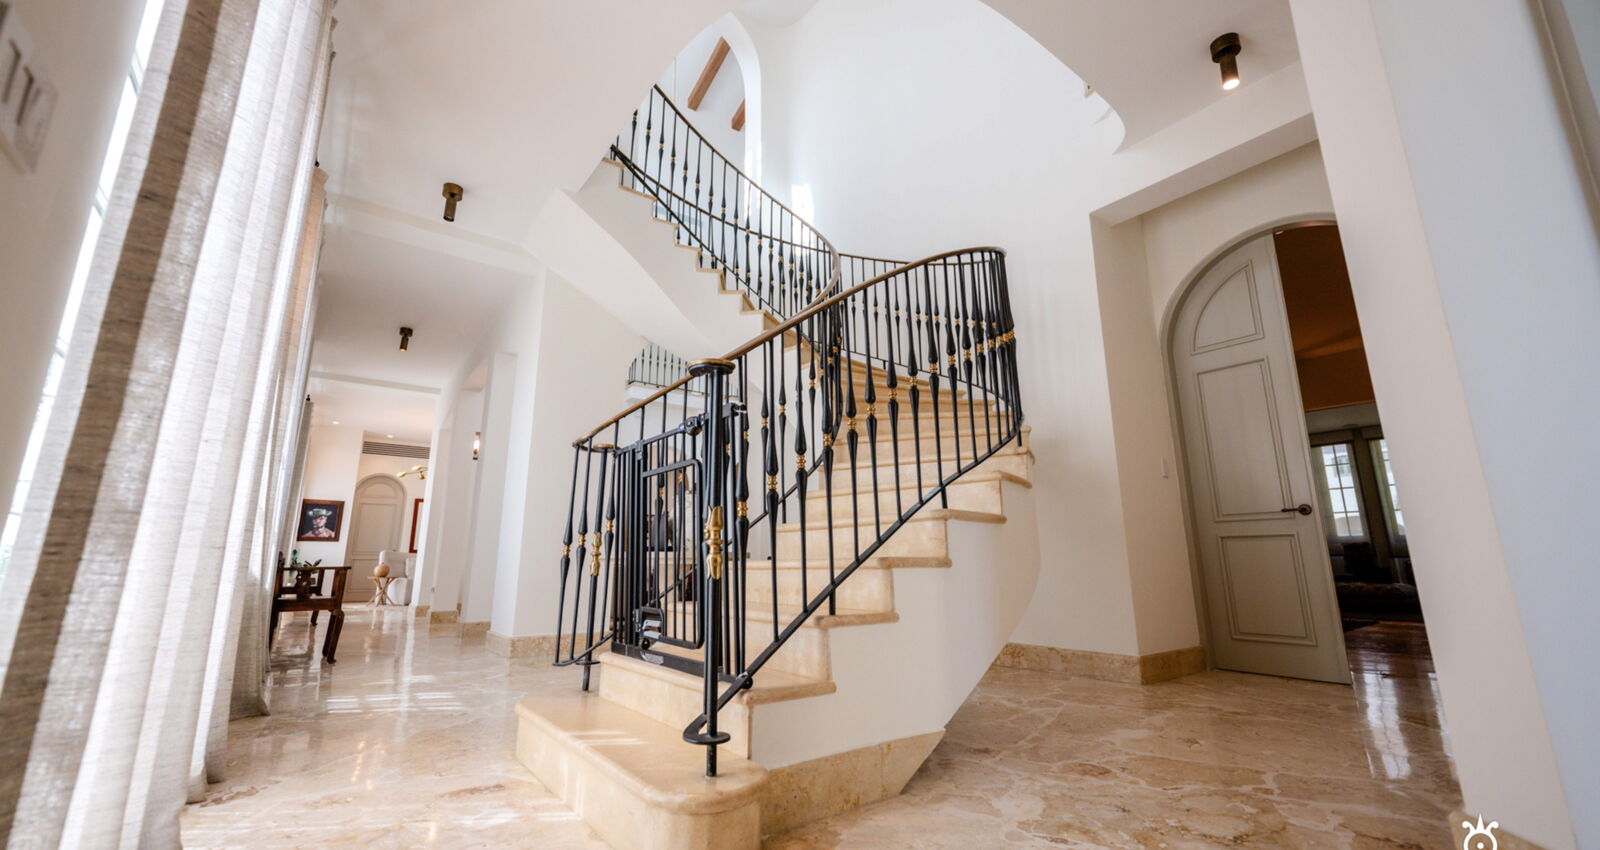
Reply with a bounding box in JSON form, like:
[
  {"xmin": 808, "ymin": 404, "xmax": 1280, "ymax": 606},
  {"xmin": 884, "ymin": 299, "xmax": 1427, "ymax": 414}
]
[{"xmin": 181, "ymin": 612, "xmax": 1457, "ymax": 848}]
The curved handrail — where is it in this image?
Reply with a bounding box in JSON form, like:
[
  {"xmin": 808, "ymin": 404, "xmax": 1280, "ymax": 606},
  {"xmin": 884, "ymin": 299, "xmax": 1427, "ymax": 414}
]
[
  {"xmin": 555, "ymin": 85, "xmax": 1024, "ymax": 776},
  {"xmin": 574, "ymin": 246, "xmax": 1001, "ymax": 444}
]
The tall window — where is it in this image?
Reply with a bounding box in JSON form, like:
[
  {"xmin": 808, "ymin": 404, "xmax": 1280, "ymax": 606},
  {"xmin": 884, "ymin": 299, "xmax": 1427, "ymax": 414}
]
[
  {"xmin": 1316, "ymin": 442, "xmax": 1364, "ymax": 537},
  {"xmin": 0, "ymin": 1, "xmax": 166, "ymax": 579},
  {"xmin": 1372, "ymin": 438, "xmax": 1405, "ymax": 539}
]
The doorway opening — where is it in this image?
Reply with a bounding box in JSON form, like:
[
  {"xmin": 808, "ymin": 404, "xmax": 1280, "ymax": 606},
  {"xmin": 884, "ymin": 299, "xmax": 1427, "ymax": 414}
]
[
  {"xmin": 1276, "ymin": 224, "xmax": 1432, "ymax": 681},
  {"xmin": 1170, "ymin": 222, "xmax": 1434, "ymax": 685}
]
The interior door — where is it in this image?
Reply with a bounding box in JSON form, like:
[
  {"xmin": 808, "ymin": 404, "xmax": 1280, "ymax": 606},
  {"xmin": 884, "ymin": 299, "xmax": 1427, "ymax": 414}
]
[
  {"xmin": 1173, "ymin": 234, "xmax": 1351, "ymax": 684},
  {"xmin": 348, "ymin": 477, "xmax": 404, "ymax": 602}
]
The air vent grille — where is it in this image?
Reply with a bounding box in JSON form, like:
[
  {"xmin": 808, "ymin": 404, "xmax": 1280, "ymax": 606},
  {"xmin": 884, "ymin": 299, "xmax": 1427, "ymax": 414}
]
[{"xmin": 362, "ymin": 441, "xmax": 429, "ymax": 459}]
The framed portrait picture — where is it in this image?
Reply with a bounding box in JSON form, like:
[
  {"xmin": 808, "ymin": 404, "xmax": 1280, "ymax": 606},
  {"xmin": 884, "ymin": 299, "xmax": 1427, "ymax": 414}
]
[
  {"xmin": 296, "ymin": 499, "xmax": 344, "ymax": 542},
  {"xmin": 409, "ymin": 498, "xmax": 423, "ymax": 553}
]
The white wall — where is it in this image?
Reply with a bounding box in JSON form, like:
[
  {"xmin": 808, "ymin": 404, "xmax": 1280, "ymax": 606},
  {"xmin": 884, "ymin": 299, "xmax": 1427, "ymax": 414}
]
[
  {"xmin": 743, "ymin": 0, "xmax": 1166, "ymax": 656},
  {"xmin": 0, "ymin": 0, "xmax": 146, "ymax": 527},
  {"xmin": 657, "ymin": 24, "xmax": 748, "ymax": 171},
  {"xmin": 1141, "ymin": 142, "xmax": 1333, "ymax": 322},
  {"xmin": 294, "ymin": 424, "xmax": 363, "ymax": 566},
  {"xmin": 1292, "ymin": 0, "xmax": 1589, "ymax": 844},
  {"xmin": 489, "ymin": 274, "xmax": 641, "ymax": 638},
  {"xmin": 425, "ymin": 389, "xmax": 484, "ymax": 617}
]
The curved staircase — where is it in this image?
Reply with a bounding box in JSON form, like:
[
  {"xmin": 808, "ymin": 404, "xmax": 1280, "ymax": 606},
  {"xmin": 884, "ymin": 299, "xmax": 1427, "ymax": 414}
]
[{"xmin": 516, "ymin": 86, "xmax": 1035, "ymax": 849}]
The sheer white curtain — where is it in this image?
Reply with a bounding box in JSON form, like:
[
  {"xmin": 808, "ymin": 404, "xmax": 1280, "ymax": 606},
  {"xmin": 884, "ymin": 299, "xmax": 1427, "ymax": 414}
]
[{"xmin": 0, "ymin": 0, "xmax": 334, "ymax": 846}]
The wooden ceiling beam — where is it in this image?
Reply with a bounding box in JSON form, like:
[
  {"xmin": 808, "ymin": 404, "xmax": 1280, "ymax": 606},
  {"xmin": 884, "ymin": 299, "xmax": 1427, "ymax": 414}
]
[
  {"xmin": 687, "ymin": 38, "xmax": 731, "ymax": 111},
  {"xmin": 732, "ymin": 100, "xmax": 746, "ymax": 132}
]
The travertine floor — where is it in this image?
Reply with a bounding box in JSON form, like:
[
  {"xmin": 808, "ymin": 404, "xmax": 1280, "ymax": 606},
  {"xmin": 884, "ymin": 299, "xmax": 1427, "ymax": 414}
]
[{"xmin": 182, "ymin": 613, "xmax": 1458, "ymax": 848}]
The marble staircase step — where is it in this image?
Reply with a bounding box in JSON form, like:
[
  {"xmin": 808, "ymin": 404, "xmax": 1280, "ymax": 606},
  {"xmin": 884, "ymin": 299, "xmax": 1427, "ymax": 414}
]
[
  {"xmin": 598, "ymin": 650, "xmax": 835, "ymax": 760},
  {"xmin": 514, "ymin": 691, "xmax": 766, "ymax": 850}
]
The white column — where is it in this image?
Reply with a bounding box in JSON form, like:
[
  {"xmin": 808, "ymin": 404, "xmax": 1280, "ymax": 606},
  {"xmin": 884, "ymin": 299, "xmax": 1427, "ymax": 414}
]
[{"xmin": 1292, "ymin": 1, "xmax": 1598, "ymax": 845}]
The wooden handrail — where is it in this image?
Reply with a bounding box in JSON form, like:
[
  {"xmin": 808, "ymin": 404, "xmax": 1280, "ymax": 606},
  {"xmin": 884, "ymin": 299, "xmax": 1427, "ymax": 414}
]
[{"xmin": 574, "ymin": 246, "xmax": 1005, "ymax": 443}]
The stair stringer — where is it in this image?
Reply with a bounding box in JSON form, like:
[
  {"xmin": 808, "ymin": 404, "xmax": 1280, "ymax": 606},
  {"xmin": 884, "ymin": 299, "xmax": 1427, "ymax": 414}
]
[
  {"xmin": 529, "ymin": 159, "xmax": 771, "ymax": 361},
  {"xmin": 749, "ymin": 475, "xmax": 1040, "ymax": 769}
]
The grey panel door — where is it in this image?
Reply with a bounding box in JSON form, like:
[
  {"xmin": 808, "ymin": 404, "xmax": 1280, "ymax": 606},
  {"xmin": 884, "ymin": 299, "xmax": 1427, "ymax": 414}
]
[{"xmin": 1173, "ymin": 234, "xmax": 1350, "ymax": 684}]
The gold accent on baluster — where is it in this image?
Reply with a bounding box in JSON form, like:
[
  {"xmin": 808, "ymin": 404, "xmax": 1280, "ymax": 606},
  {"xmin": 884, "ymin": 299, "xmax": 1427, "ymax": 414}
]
[
  {"xmin": 846, "ymin": 417, "xmax": 857, "ymax": 432},
  {"xmin": 963, "ymin": 348, "xmax": 973, "ymax": 361},
  {"xmin": 736, "ymin": 501, "xmax": 748, "ymax": 518},
  {"xmin": 823, "ymin": 433, "xmax": 834, "ymax": 447},
  {"xmin": 796, "ymin": 452, "xmax": 807, "ymax": 470},
  {"xmin": 561, "ymin": 545, "xmax": 571, "ymax": 558},
  {"xmin": 766, "ymin": 475, "xmax": 778, "ymax": 491},
  {"xmin": 704, "ymin": 506, "xmax": 725, "ymax": 581},
  {"xmin": 589, "ymin": 533, "xmax": 602, "ymax": 576}
]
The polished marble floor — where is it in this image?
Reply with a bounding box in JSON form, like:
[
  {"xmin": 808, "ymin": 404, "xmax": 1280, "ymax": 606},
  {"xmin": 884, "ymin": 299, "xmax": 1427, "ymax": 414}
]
[{"xmin": 181, "ymin": 613, "xmax": 1458, "ymax": 848}]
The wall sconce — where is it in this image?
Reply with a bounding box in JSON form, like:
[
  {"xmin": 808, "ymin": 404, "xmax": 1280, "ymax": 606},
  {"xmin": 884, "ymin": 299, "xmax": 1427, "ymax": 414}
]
[
  {"xmin": 1211, "ymin": 33, "xmax": 1241, "ymax": 91},
  {"xmin": 472, "ymin": 431, "xmax": 481, "ymax": 461},
  {"xmin": 399, "ymin": 326, "xmax": 413, "ymax": 352},
  {"xmin": 398, "ymin": 464, "xmax": 428, "ymax": 480},
  {"xmin": 442, "ymin": 182, "xmax": 464, "ymax": 222}
]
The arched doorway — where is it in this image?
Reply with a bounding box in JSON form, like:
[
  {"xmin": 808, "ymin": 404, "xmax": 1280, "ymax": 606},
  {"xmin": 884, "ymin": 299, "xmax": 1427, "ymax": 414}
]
[
  {"xmin": 1169, "ymin": 224, "xmax": 1348, "ymax": 683},
  {"xmin": 346, "ymin": 474, "xmax": 406, "ymax": 603},
  {"xmin": 1169, "ymin": 221, "xmax": 1432, "ymax": 685}
]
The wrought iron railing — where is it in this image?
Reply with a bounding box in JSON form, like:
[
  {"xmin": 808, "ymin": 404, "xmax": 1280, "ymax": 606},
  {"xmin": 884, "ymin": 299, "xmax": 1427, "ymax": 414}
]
[
  {"xmin": 555, "ymin": 85, "xmax": 1022, "ymax": 777},
  {"xmin": 627, "ymin": 341, "xmax": 690, "ymax": 389}
]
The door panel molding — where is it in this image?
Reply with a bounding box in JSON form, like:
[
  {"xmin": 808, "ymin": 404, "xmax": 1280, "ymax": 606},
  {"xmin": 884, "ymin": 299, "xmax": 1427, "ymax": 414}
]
[
  {"xmin": 1218, "ymin": 533, "xmax": 1317, "ymax": 645},
  {"xmin": 1169, "ymin": 231, "xmax": 1351, "ymax": 684},
  {"xmin": 1194, "ymin": 358, "xmax": 1294, "ymax": 521}
]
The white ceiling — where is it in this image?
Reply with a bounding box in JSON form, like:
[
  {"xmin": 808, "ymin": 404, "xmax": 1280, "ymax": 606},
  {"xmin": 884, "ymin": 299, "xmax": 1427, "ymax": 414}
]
[
  {"xmin": 312, "ymin": 221, "xmax": 528, "ymax": 389},
  {"xmin": 307, "ymin": 375, "xmax": 437, "ymax": 444},
  {"xmin": 308, "ymin": 0, "xmax": 1301, "ymax": 401},
  {"xmin": 310, "ymin": 0, "xmax": 741, "ymax": 398},
  {"xmin": 979, "ymin": 0, "xmax": 1299, "ymax": 148}
]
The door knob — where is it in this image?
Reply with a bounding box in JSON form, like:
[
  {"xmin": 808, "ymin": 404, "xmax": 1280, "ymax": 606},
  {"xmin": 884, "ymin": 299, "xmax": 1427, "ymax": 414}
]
[{"xmin": 1280, "ymin": 504, "xmax": 1313, "ymax": 515}]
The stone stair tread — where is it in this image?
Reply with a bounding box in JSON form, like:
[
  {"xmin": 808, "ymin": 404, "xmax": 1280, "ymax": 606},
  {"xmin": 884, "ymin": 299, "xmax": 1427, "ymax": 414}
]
[
  {"xmin": 514, "ymin": 692, "xmax": 766, "ymax": 814},
  {"xmin": 677, "ymin": 599, "xmax": 897, "ymax": 630},
  {"xmin": 802, "ymin": 469, "xmax": 1032, "ymax": 500},
  {"xmin": 601, "ymin": 649, "xmax": 836, "ymax": 706},
  {"xmin": 778, "ymin": 506, "xmax": 1004, "ymax": 531},
  {"xmin": 747, "ymin": 555, "xmax": 953, "ymax": 570}
]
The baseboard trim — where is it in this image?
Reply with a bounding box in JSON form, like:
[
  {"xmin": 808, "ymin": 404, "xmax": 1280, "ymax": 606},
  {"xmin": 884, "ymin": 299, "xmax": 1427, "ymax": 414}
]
[
  {"xmin": 486, "ymin": 631, "xmax": 558, "ymax": 659},
  {"xmin": 459, "ymin": 620, "xmax": 490, "ymax": 638},
  {"xmin": 1450, "ymin": 809, "xmax": 1555, "ymax": 850},
  {"xmin": 995, "ymin": 642, "xmax": 1206, "ymax": 684},
  {"xmin": 412, "ymin": 604, "xmax": 430, "ymax": 619},
  {"xmin": 428, "ymin": 609, "xmax": 458, "ymax": 625}
]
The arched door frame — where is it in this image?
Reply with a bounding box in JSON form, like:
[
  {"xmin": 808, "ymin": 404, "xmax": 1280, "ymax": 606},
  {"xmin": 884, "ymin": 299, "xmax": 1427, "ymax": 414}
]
[
  {"xmin": 348, "ymin": 473, "xmax": 407, "ymax": 597},
  {"xmin": 1158, "ymin": 215, "xmax": 1338, "ymax": 668}
]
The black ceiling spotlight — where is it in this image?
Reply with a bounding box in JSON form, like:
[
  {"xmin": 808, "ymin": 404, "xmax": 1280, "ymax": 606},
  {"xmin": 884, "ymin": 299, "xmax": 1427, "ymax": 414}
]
[
  {"xmin": 442, "ymin": 182, "xmax": 464, "ymax": 221},
  {"xmin": 1211, "ymin": 32, "xmax": 1242, "ymax": 91},
  {"xmin": 399, "ymin": 326, "xmax": 413, "ymax": 352}
]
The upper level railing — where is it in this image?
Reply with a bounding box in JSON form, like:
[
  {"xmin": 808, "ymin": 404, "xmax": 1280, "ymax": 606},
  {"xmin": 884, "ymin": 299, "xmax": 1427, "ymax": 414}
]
[
  {"xmin": 627, "ymin": 341, "xmax": 690, "ymax": 389},
  {"xmin": 612, "ymin": 86, "xmax": 838, "ymax": 319},
  {"xmin": 555, "ymin": 85, "xmax": 1022, "ymax": 777}
]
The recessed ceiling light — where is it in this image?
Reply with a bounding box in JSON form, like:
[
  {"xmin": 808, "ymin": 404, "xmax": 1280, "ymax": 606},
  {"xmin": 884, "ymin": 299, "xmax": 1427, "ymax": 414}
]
[
  {"xmin": 332, "ymin": 420, "xmax": 341, "ymax": 425},
  {"xmin": 387, "ymin": 434, "xmax": 395, "ymax": 439}
]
